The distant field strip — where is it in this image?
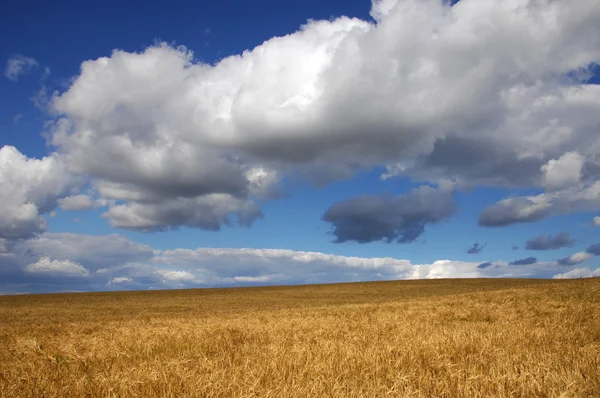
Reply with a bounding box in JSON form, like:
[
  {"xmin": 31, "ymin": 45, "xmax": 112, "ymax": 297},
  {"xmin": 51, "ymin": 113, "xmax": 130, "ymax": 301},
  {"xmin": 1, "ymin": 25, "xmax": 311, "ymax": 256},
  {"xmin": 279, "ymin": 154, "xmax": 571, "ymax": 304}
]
[{"xmin": 1, "ymin": 278, "xmax": 599, "ymax": 397}]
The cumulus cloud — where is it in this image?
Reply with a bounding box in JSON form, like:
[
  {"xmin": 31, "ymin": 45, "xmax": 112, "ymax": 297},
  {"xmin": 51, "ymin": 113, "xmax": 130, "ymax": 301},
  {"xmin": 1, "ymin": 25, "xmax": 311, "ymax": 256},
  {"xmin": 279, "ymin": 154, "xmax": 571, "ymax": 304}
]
[
  {"xmin": 0, "ymin": 146, "xmax": 73, "ymax": 239},
  {"xmin": 509, "ymin": 257, "xmax": 537, "ymax": 266},
  {"xmin": 110, "ymin": 276, "xmax": 133, "ymax": 284},
  {"xmin": 159, "ymin": 270, "xmax": 195, "ymax": 282},
  {"xmin": 58, "ymin": 194, "xmax": 95, "ymax": 211},
  {"xmin": 553, "ymin": 267, "xmax": 600, "ymax": 279},
  {"xmin": 479, "ymin": 182, "xmax": 600, "ymax": 227},
  {"xmin": 541, "ymin": 152, "xmax": 585, "ymax": 192},
  {"xmin": 466, "ymin": 242, "xmax": 485, "ymax": 254},
  {"xmin": 524, "ymin": 232, "xmax": 574, "ymax": 251},
  {"xmin": 40, "ymin": 0, "xmax": 600, "ymax": 233},
  {"xmin": 103, "ymin": 194, "xmax": 263, "ymax": 232},
  {"xmin": 25, "ymin": 256, "xmax": 89, "ymax": 277},
  {"xmin": 557, "ymin": 251, "xmax": 592, "ymax": 266},
  {"xmin": 17, "ymin": 232, "xmax": 154, "ymax": 272},
  {"xmin": 322, "ymin": 184, "xmax": 455, "ymax": 243},
  {"xmin": 4, "ymin": 55, "xmax": 37, "ymax": 81},
  {"xmin": 586, "ymin": 243, "xmax": 600, "ymax": 256}
]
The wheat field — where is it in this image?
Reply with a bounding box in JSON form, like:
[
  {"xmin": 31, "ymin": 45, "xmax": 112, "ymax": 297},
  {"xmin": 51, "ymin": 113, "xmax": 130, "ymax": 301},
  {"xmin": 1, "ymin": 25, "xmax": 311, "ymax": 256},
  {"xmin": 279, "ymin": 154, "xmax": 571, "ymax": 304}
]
[{"xmin": 0, "ymin": 278, "xmax": 599, "ymax": 397}]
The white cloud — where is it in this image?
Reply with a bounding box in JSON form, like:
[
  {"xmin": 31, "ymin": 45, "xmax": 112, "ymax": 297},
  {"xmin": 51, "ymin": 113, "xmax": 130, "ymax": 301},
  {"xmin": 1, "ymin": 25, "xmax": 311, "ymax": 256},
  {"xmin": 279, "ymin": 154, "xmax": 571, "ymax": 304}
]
[
  {"xmin": 370, "ymin": 0, "xmax": 399, "ymax": 22},
  {"xmin": 0, "ymin": 146, "xmax": 73, "ymax": 239},
  {"xmin": 17, "ymin": 232, "xmax": 154, "ymax": 271},
  {"xmin": 553, "ymin": 267, "xmax": 600, "ymax": 279},
  {"xmin": 558, "ymin": 251, "xmax": 592, "ymax": 266},
  {"xmin": 4, "ymin": 55, "xmax": 37, "ymax": 81},
  {"xmin": 409, "ymin": 259, "xmax": 482, "ymax": 280},
  {"xmin": 0, "ymin": 231, "xmax": 584, "ymax": 293},
  {"xmin": 160, "ymin": 270, "xmax": 195, "ymax": 282},
  {"xmin": 593, "ymin": 216, "xmax": 600, "ymax": 226},
  {"xmin": 110, "ymin": 276, "xmax": 133, "ymax": 284},
  {"xmin": 43, "ymin": 0, "xmax": 600, "ymax": 232},
  {"xmin": 25, "ymin": 256, "xmax": 89, "ymax": 277},
  {"xmin": 541, "ymin": 152, "xmax": 585, "ymax": 192},
  {"xmin": 58, "ymin": 194, "xmax": 94, "ymax": 211},
  {"xmin": 245, "ymin": 166, "xmax": 283, "ymax": 198},
  {"xmin": 232, "ymin": 275, "xmax": 275, "ymax": 283},
  {"xmin": 154, "ymin": 246, "xmax": 566, "ymax": 285}
]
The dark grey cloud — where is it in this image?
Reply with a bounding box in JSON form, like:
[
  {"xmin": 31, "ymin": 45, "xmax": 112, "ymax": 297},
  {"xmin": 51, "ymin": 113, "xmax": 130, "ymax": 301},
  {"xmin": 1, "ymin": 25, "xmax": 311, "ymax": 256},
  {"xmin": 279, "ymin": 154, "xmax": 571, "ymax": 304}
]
[
  {"xmin": 104, "ymin": 196, "xmax": 263, "ymax": 232},
  {"xmin": 557, "ymin": 251, "xmax": 592, "ymax": 266},
  {"xmin": 322, "ymin": 185, "xmax": 455, "ymax": 244},
  {"xmin": 512, "ymin": 245, "xmax": 519, "ymax": 250},
  {"xmin": 509, "ymin": 257, "xmax": 537, "ymax": 266},
  {"xmin": 525, "ymin": 232, "xmax": 574, "ymax": 251},
  {"xmin": 477, "ymin": 262, "xmax": 493, "ymax": 269},
  {"xmin": 410, "ymin": 135, "xmax": 544, "ymax": 188},
  {"xmin": 466, "ymin": 243, "xmax": 485, "ymax": 254},
  {"xmin": 478, "ymin": 197, "xmax": 549, "ymax": 227},
  {"xmin": 479, "ymin": 183, "xmax": 600, "ymax": 227},
  {"xmin": 586, "ymin": 243, "xmax": 600, "ymax": 255},
  {"xmin": 557, "ymin": 257, "xmax": 574, "ymax": 266}
]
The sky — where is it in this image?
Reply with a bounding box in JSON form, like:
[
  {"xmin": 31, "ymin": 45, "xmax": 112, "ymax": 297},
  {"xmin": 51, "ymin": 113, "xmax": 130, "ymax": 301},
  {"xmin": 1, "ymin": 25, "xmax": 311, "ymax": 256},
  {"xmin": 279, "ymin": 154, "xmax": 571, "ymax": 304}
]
[{"xmin": 1, "ymin": 0, "xmax": 600, "ymax": 294}]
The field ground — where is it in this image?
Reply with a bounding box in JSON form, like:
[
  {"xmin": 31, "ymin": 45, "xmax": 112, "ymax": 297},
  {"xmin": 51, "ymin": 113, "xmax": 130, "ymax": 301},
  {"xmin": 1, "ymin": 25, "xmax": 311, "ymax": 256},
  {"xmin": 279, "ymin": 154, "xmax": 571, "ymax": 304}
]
[{"xmin": 0, "ymin": 278, "xmax": 599, "ymax": 397}]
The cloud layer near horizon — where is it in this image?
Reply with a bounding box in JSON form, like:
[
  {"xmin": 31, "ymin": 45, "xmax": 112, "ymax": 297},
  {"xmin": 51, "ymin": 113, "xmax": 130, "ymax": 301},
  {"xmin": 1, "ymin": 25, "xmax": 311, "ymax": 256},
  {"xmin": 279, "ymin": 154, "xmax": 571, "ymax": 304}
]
[{"xmin": 0, "ymin": 232, "xmax": 585, "ymax": 294}]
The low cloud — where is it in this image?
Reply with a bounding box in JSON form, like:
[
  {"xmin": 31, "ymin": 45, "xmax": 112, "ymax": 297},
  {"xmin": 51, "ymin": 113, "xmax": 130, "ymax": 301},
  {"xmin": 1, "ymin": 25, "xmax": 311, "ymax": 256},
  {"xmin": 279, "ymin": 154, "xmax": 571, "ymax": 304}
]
[
  {"xmin": 17, "ymin": 232, "xmax": 154, "ymax": 272},
  {"xmin": 479, "ymin": 183, "xmax": 600, "ymax": 227},
  {"xmin": 0, "ymin": 232, "xmax": 574, "ymax": 294},
  {"xmin": 322, "ymin": 184, "xmax": 455, "ymax": 244},
  {"xmin": 553, "ymin": 267, "xmax": 600, "ymax": 279},
  {"xmin": 58, "ymin": 194, "xmax": 95, "ymax": 211},
  {"xmin": 466, "ymin": 243, "xmax": 485, "ymax": 254},
  {"xmin": 524, "ymin": 232, "xmax": 574, "ymax": 251},
  {"xmin": 160, "ymin": 270, "xmax": 196, "ymax": 282},
  {"xmin": 509, "ymin": 257, "xmax": 537, "ymax": 266},
  {"xmin": 0, "ymin": 146, "xmax": 73, "ymax": 240},
  {"xmin": 541, "ymin": 152, "xmax": 585, "ymax": 192},
  {"xmin": 586, "ymin": 243, "xmax": 600, "ymax": 256},
  {"xmin": 25, "ymin": 256, "xmax": 89, "ymax": 277},
  {"xmin": 110, "ymin": 277, "xmax": 133, "ymax": 284},
  {"xmin": 103, "ymin": 194, "xmax": 263, "ymax": 232},
  {"xmin": 557, "ymin": 251, "xmax": 592, "ymax": 266}
]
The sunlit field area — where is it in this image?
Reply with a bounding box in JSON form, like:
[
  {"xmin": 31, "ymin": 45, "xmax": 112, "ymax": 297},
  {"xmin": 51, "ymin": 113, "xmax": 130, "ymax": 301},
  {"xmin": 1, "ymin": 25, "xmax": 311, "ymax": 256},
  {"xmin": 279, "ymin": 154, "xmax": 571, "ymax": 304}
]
[{"xmin": 1, "ymin": 278, "xmax": 599, "ymax": 397}]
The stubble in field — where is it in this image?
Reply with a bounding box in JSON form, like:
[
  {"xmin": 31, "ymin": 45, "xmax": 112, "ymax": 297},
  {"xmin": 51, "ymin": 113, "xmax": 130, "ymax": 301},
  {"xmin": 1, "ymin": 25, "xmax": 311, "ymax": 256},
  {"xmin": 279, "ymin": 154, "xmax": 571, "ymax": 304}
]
[{"xmin": 1, "ymin": 278, "xmax": 599, "ymax": 397}]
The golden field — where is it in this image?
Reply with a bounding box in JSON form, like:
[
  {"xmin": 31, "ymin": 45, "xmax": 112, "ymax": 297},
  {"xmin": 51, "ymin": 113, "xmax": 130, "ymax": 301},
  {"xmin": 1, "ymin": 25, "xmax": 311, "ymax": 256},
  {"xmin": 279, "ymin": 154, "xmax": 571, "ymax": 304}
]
[{"xmin": 0, "ymin": 278, "xmax": 599, "ymax": 397}]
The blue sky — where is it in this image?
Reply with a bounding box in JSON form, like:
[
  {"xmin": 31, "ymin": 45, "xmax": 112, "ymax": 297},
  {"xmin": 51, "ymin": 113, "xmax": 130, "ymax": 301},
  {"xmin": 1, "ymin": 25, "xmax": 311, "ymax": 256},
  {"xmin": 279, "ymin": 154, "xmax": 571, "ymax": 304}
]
[{"xmin": 1, "ymin": 0, "xmax": 600, "ymax": 294}]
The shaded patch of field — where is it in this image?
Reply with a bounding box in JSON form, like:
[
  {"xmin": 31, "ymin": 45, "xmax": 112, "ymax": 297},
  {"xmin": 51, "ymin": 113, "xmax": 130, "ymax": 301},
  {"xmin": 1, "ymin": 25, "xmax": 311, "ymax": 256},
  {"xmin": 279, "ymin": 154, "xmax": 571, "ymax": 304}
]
[{"xmin": 1, "ymin": 278, "xmax": 599, "ymax": 397}]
